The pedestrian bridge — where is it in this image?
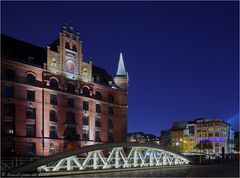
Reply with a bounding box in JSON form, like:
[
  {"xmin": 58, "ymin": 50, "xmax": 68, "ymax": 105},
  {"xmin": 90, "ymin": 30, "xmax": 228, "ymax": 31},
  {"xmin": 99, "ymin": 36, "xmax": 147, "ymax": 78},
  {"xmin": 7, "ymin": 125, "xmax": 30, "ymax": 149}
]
[{"xmin": 11, "ymin": 143, "xmax": 191, "ymax": 175}]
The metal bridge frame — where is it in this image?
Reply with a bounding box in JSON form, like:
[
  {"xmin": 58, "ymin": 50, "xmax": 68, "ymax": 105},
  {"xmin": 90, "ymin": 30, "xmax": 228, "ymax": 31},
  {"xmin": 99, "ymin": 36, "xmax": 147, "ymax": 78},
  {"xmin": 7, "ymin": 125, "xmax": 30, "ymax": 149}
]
[{"xmin": 11, "ymin": 143, "xmax": 191, "ymax": 174}]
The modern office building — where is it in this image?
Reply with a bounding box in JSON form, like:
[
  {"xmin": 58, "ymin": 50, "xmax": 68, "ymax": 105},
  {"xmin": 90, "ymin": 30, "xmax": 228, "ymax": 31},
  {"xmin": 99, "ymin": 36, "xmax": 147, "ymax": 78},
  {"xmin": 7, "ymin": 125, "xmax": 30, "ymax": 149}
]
[
  {"xmin": 161, "ymin": 118, "xmax": 234, "ymax": 153},
  {"xmin": 195, "ymin": 118, "xmax": 234, "ymax": 153},
  {"xmin": 1, "ymin": 25, "xmax": 129, "ymax": 157}
]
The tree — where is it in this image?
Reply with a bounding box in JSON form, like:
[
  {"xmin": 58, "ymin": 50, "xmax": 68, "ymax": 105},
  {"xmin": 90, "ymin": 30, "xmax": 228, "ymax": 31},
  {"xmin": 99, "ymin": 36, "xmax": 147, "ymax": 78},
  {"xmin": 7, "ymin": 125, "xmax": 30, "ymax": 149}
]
[{"xmin": 194, "ymin": 140, "xmax": 213, "ymax": 152}]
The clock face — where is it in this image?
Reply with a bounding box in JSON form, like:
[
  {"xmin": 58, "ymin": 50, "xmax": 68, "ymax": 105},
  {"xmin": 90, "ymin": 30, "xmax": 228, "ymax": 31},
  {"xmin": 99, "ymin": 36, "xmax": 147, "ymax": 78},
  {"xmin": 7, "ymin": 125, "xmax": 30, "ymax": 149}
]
[{"xmin": 65, "ymin": 60, "xmax": 75, "ymax": 74}]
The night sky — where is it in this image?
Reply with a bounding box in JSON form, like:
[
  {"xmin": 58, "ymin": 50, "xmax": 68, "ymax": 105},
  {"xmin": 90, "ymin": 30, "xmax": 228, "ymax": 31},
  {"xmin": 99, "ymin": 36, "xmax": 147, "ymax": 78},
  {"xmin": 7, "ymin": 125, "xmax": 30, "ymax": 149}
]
[{"xmin": 1, "ymin": 1, "xmax": 239, "ymax": 135}]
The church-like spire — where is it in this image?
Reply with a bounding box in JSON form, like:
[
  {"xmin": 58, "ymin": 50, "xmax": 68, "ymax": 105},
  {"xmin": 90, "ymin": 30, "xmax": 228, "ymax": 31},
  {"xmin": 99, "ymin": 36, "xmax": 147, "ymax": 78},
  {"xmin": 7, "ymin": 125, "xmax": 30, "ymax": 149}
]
[
  {"xmin": 114, "ymin": 52, "xmax": 129, "ymax": 91},
  {"xmin": 116, "ymin": 52, "xmax": 127, "ymax": 76}
]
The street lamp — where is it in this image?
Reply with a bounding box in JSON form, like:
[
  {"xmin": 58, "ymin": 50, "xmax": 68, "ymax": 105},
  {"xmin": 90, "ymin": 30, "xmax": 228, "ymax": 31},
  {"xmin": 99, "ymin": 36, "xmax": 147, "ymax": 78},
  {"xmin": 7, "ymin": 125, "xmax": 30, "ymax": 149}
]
[
  {"xmin": 200, "ymin": 140, "xmax": 202, "ymax": 164},
  {"xmin": 62, "ymin": 135, "xmax": 65, "ymax": 152}
]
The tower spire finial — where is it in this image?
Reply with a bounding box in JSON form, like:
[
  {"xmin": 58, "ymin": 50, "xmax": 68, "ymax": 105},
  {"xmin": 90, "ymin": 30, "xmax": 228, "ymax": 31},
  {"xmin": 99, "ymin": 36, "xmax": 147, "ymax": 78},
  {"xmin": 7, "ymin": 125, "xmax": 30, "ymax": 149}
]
[
  {"xmin": 116, "ymin": 52, "xmax": 127, "ymax": 76},
  {"xmin": 114, "ymin": 52, "xmax": 129, "ymax": 91}
]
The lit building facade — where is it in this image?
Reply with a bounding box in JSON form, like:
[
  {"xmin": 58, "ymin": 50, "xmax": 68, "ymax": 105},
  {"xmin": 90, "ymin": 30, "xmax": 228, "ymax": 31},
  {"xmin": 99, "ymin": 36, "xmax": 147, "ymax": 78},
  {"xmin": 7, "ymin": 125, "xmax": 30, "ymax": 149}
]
[
  {"xmin": 195, "ymin": 118, "xmax": 234, "ymax": 153},
  {"xmin": 161, "ymin": 118, "xmax": 234, "ymax": 153},
  {"xmin": 1, "ymin": 25, "xmax": 129, "ymax": 157},
  {"xmin": 127, "ymin": 132, "xmax": 160, "ymax": 144}
]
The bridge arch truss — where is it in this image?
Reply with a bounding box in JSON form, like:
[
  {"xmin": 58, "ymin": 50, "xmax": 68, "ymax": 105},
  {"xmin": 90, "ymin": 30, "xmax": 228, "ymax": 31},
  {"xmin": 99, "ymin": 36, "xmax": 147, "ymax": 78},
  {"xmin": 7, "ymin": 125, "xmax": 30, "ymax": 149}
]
[{"xmin": 11, "ymin": 143, "xmax": 191, "ymax": 174}]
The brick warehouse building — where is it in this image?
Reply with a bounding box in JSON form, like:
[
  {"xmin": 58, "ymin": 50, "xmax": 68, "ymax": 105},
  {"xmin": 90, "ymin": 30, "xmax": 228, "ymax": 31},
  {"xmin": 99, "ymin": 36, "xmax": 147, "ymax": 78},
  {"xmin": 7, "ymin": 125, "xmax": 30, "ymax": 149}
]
[{"xmin": 1, "ymin": 25, "xmax": 129, "ymax": 157}]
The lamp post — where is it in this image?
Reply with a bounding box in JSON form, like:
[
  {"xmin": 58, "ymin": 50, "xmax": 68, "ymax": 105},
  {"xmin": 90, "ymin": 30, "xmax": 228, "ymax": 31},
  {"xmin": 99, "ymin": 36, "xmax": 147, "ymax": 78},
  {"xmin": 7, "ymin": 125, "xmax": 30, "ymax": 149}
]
[
  {"xmin": 200, "ymin": 140, "xmax": 202, "ymax": 164},
  {"xmin": 62, "ymin": 136, "xmax": 65, "ymax": 152}
]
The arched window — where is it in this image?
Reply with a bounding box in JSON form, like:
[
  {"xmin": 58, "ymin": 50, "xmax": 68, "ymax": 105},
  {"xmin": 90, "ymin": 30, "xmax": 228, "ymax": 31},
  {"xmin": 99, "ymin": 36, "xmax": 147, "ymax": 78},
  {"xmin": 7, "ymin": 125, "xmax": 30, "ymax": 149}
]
[
  {"xmin": 67, "ymin": 83, "xmax": 75, "ymax": 93},
  {"xmin": 5, "ymin": 68, "xmax": 15, "ymax": 80},
  {"xmin": 49, "ymin": 110, "xmax": 57, "ymax": 122},
  {"xmin": 82, "ymin": 87, "xmax": 90, "ymax": 97},
  {"xmin": 50, "ymin": 79, "xmax": 58, "ymax": 90},
  {"xmin": 95, "ymin": 117, "xmax": 101, "ymax": 128},
  {"xmin": 26, "ymin": 73, "xmax": 36, "ymax": 85},
  {"xmin": 82, "ymin": 115, "xmax": 89, "ymax": 125},
  {"xmin": 49, "ymin": 143, "xmax": 56, "ymax": 154},
  {"xmin": 95, "ymin": 91, "xmax": 102, "ymax": 100}
]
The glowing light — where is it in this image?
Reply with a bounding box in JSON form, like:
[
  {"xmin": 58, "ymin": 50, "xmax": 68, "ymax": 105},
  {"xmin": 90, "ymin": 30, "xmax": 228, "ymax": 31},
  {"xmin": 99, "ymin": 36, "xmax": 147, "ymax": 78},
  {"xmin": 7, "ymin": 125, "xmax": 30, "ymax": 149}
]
[{"xmin": 197, "ymin": 137, "xmax": 225, "ymax": 143}]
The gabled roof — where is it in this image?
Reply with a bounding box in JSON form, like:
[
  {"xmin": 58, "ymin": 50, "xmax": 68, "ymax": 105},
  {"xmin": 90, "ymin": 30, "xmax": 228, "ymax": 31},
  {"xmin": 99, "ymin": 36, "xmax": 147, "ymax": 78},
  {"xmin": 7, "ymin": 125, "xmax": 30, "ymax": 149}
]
[{"xmin": 1, "ymin": 34, "xmax": 113, "ymax": 86}]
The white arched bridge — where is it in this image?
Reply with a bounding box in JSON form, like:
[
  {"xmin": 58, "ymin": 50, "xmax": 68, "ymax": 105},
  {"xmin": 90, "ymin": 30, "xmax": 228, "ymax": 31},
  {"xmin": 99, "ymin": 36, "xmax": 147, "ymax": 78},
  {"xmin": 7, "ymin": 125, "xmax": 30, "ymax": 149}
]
[{"xmin": 10, "ymin": 143, "xmax": 191, "ymax": 175}]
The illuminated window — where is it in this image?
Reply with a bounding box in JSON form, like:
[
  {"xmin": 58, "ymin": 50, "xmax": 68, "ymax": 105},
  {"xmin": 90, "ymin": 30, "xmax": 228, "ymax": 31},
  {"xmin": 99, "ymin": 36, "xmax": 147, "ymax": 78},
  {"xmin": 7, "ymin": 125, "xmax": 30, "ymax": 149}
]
[
  {"xmin": 26, "ymin": 107, "xmax": 36, "ymax": 119},
  {"xmin": 26, "ymin": 73, "xmax": 36, "ymax": 85},
  {"xmin": 95, "ymin": 91, "xmax": 102, "ymax": 100},
  {"xmin": 4, "ymin": 85, "xmax": 14, "ymax": 98},
  {"xmin": 27, "ymin": 90, "xmax": 35, "ymax": 102},
  {"xmin": 67, "ymin": 83, "xmax": 75, "ymax": 93},
  {"xmin": 27, "ymin": 142, "xmax": 36, "ymax": 155},
  {"xmin": 50, "ymin": 79, "xmax": 58, "ymax": 90},
  {"xmin": 5, "ymin": 68, "xmax": 15, "ymax": 80},
  {"xmin": 82, "ymin": 87, "xmax": 90, "ymax": 97},
  {"xmin": 108, "ymin": 106, "xmax": 114, "ymax": 115},
  {"xmin": 26, "ymin": 124, "xmax": 36, "ymax": 137},
  {"xmin": 96, "ymin": 104, "xmax": 101, "ymax": 113},
  {"xmin": 82, "ymin": 128, "xmax": 89, "ymax": 140},
  {"xmin": 50, "ymin": 94, "xmax": 57, "ymax": 105},
  {"xmin": 82, "ymin": 115, "xmax": 89, "ymax": 125},
  {"xmin": 83, "ymin": 101, "xmax": 89, "ymax": 111},
  {"xmin": 3, "ymin": 121, "xmax": 15, "ymax": 135},
  {"xmin": 49, "ymin": 126, "xmax": 57, "ymax": 139},
  {"xmin": 49, "ymin": 143, "xmax": 56, "ymax": 155},
  {"xmin": 67, "ymin": 98, "xmax": 74, "ymax": 108},
  {"xmin": 50, "ymin": 110, "xmax": 57, "ymax": 122},
  {"xmin": 95, "ymin": 130, "xmax": 101, "ymax": 141},
  {"xmin": 4, "ymin": 140, "xmax": 15, "ymax": 156},
  {"xmin": 95, "ymin": 117, "xmax": 101, "ymax": 128}
]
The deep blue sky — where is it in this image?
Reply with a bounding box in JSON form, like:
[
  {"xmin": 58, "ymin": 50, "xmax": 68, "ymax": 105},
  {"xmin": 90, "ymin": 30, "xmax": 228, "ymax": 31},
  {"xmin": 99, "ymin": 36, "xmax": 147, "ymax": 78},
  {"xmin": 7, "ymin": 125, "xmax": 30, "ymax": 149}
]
[{"xmin": 1, "ymin": 1, "xmax": 239, "ymax": 135}]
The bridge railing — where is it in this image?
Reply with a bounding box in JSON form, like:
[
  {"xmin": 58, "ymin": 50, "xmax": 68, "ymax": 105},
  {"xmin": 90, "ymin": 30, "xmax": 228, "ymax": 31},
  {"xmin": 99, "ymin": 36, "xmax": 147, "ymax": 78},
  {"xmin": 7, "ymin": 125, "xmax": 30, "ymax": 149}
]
[{"xmin": 1, "ymin": 157, "xmax": 40, "ymax": 171}]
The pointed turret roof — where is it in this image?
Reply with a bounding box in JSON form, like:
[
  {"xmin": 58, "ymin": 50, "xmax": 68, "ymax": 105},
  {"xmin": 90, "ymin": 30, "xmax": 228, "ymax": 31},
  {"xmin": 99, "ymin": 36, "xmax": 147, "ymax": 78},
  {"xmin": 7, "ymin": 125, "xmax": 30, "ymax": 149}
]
[{"xmin": 116, "ymin": 52, "xmax": 127, "ymax": 76}]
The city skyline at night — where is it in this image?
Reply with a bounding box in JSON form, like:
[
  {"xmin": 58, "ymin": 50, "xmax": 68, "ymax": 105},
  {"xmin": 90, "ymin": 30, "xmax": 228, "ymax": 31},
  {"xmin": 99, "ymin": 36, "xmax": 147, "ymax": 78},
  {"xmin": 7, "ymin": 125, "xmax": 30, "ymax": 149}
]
[{"xmin": 1, "ymin": 1, "xmax": 239, "ymax": 135}]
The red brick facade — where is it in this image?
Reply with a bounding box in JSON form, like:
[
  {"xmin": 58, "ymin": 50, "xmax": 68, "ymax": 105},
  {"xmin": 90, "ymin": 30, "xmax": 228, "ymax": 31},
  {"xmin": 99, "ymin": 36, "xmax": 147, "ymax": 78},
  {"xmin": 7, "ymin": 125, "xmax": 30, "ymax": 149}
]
[{"xmin": 1, "ymin": 26, "xmax": 128, "ymax": 157}]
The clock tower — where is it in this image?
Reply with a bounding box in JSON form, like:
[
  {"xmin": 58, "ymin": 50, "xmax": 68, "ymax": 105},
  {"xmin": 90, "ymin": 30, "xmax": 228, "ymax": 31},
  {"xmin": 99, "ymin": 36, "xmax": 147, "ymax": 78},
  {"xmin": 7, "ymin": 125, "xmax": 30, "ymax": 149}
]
[{"xmin": 47, "ymin": 25, "xmax": 92, "ymax": 82}]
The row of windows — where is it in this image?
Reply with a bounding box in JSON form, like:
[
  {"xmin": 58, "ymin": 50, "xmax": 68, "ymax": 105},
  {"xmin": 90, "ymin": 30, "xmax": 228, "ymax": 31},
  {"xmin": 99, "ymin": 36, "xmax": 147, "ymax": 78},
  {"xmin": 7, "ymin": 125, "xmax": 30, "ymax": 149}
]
[
  {"xmin": 3, "ymin": 86, "xmax": 115, "ymax": 114},
  {"xmin": 49, "ymin": 94, "xmax": 114, "ymax": 114},
  {"xmin": 5, "ymin": 69, "xmax": 36, "ymax": 84},
  {"xmin": 49, "ymin": 79, "xmax": 114, "ymax": 103},
  {"xmin": 3, "ymin": 122, "xmax": 113, "ymax": 142},
  {"xmin": 197, "ymin": 133, "xmax": 224, "ymax": 137},
  {"xmin": 3, "ymin": 103, "xmax": 115, "ymax": 124},
  {"xmin": 3, "ymin": 113, "xmax": 113, "ymax": 137},
  {"xmin": 4, "ymin": 69, "xmax": 114, "ymax": 102},
  {"xmin": 3, "ymin": 130, "xmax": 114, "ymax": 156}
]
